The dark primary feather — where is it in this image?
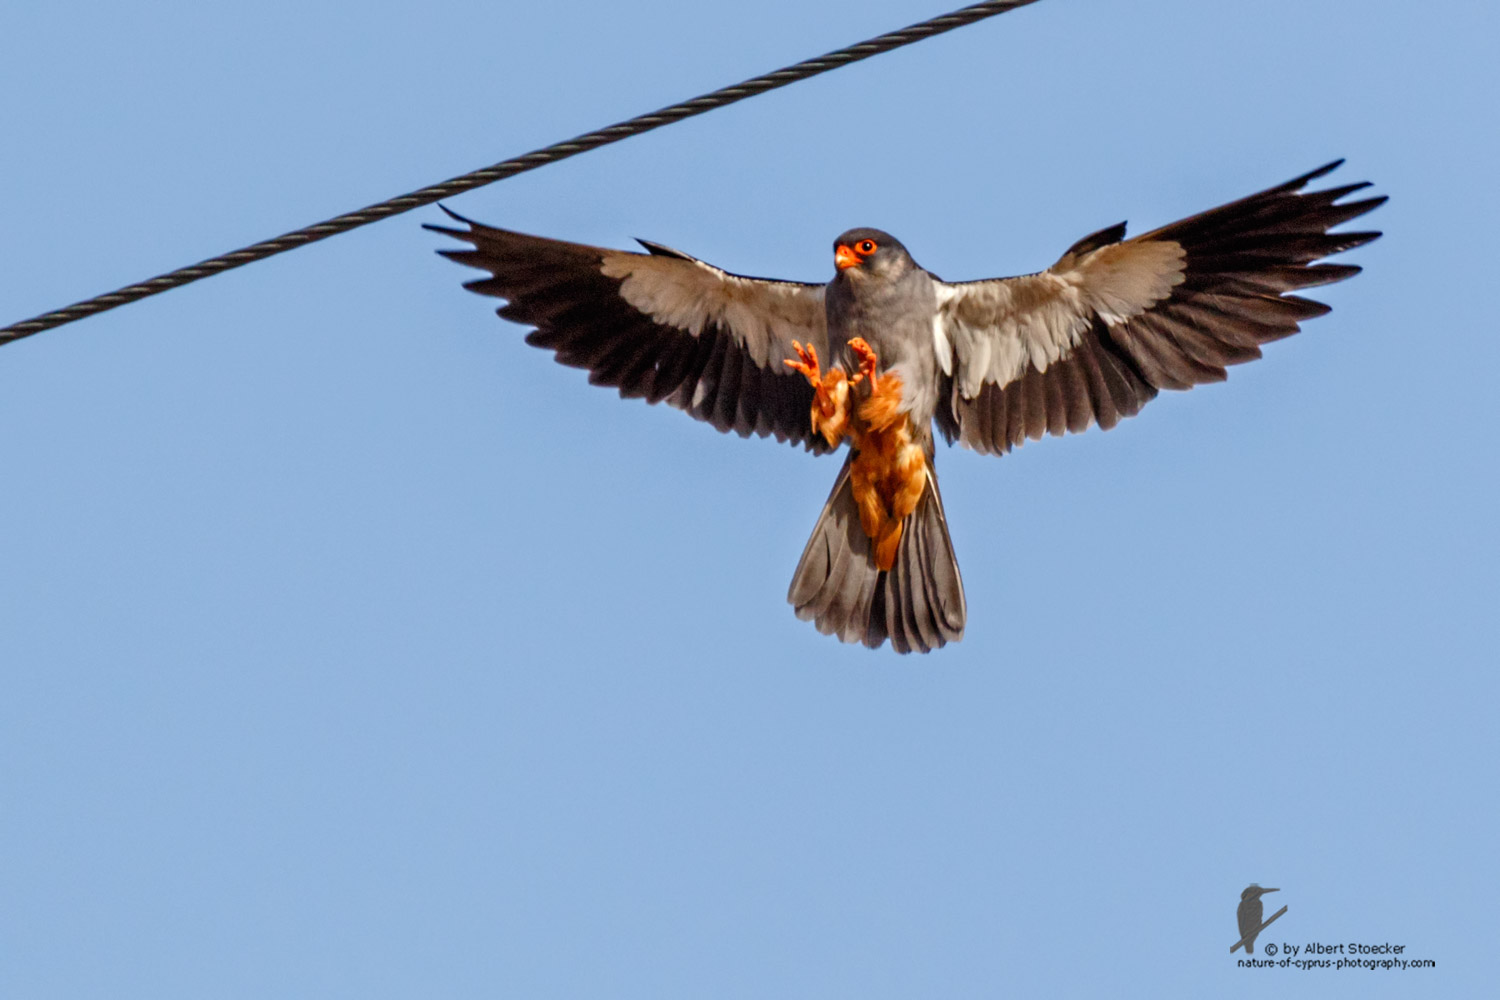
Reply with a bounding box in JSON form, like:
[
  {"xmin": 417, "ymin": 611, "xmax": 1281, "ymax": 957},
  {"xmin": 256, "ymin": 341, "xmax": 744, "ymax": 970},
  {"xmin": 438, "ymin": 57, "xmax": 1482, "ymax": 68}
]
[
  {"xmin": 426, "ymin": 210, "xmax": 833, "ymax": 452},
  {"xmin": 950, "ymin": 161, "xmax": 1385, "ymax": 455},
  {"xmin": 1060, "ymin": 221, "xmax": 1129, "ymax": 261}
]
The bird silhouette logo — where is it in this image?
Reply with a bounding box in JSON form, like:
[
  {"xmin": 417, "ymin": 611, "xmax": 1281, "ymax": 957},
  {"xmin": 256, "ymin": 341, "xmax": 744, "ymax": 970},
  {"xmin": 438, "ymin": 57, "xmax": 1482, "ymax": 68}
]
[{"xmin": 1232, "ymin": 885, "xmax": 1287, "ymax": 953}]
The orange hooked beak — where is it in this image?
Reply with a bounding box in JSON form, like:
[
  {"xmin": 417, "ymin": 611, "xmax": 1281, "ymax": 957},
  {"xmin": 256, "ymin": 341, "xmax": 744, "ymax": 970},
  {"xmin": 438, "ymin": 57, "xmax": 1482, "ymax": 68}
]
[{"xmin": 835, "ymin": 244, "xmax": 861, "ymax": 270}]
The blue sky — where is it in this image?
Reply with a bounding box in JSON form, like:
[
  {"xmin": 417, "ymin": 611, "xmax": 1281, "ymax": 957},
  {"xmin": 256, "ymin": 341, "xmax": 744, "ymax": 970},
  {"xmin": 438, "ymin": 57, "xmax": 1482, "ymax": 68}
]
[{"xmin": 3, "ymin": 0, "xmax": 1495, "ymax": 996}]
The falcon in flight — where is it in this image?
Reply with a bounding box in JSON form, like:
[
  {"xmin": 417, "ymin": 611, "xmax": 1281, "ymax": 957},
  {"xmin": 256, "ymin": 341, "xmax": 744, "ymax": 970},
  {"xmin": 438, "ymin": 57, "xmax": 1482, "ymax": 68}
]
[{"xmin": 429, "ymin": 161, "xmax": 1383, "ymax": 654}]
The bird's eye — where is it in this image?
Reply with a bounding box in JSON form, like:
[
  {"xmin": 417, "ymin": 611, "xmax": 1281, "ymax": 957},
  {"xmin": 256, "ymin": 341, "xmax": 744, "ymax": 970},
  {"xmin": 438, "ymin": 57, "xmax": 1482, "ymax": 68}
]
[{"xmin": 857, "ymin": 240, "xmax": 877, "ymax": 255}]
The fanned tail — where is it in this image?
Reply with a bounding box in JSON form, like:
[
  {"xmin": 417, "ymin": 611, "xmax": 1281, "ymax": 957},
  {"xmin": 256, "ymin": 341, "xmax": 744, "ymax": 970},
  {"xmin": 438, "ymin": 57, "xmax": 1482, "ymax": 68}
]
[{"xmin": 788, "ymin": 454, "xmax": 965, "ymax": 653}]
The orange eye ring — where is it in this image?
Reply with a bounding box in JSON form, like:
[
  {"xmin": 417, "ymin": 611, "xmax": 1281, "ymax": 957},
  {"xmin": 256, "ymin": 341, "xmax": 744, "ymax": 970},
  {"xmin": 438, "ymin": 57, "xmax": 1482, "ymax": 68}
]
[{"xmin": 856, "ymin": 240, "xmax": 878, "ymax": 255}]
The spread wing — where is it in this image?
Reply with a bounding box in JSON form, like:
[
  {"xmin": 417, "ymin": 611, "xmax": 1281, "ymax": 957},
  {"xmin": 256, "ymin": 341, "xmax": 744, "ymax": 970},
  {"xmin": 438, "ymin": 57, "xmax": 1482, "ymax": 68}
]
[
  {"xmin": 933, "ymin": 161, "xmax": 1385, "ymax": 454},
  {"xmin": 427, "ymin": 210, "xmax": 833, "ymax": 451}
]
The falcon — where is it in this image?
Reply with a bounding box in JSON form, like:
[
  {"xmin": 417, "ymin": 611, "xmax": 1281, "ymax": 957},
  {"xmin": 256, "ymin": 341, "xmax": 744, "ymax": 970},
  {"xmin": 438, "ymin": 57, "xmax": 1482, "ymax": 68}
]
[{"xmin": 428, "ymin": 161, "xmax": 1383, "ymax": 654}]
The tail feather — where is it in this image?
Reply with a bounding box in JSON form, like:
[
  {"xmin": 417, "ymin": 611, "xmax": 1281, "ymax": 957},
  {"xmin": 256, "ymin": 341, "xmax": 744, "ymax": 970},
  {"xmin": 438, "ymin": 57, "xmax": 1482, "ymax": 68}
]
[{"xmin": 789, "ymin": 455, "xmax": 965, "ymax": 653}]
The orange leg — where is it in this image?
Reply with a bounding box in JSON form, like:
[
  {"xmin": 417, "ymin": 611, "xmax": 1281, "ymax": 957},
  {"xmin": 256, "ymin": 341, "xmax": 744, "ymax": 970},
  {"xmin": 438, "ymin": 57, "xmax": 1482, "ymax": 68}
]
[
  {"xmin": 890, "ymin": 443, "xmax": 927, "ymax": 524},
  {"xmin": 848, "ymin": 452, "xmax": 885, "ymax": 541},
  {"xmin": 849, "ymin": 341, "xmax": 904, "ymax": 434},
  {"xmin": 793, "ymin": 338, "xmax": 929, "ymax": 573},
  {"xmin": 861, "ymin": 437, "xmax": 926, "ymax": 572},
  {"xmin": 845, "ymin": 339, "xmax": 931, "ymax": 572},
  {"xmin": 858, "ymin": 377, "xmax": 904, "ymax": 434},
  {"xmin": 873, "ymin": 520, "xmax": 903, "ymax": 573},
  {"xmin": 785, "ymin": 340, "xmax": 861, "ymax": 447}
]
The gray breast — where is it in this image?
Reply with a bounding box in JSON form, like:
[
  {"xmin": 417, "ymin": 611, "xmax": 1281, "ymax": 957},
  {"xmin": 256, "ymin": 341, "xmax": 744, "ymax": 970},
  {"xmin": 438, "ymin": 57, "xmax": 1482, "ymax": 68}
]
[{"xmin": 826, "ymin": 268, "xmax": 941, "ymax": 423}]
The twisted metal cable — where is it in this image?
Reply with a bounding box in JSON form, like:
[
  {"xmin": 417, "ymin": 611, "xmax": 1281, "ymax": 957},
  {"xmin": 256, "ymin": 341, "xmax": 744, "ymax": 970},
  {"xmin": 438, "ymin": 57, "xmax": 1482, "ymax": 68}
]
[{"xmin": 1, "ymin": 0, "xmax": 1041, "ymax": 346}]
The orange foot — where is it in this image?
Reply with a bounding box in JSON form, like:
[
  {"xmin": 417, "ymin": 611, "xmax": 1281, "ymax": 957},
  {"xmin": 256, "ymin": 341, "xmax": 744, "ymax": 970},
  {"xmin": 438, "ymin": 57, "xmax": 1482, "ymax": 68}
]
[
  {"xmin": 847, "ymin": 337, "xmax": 879, "ymax": 389},
  {"xmin": 786, "ymin": 340, "xmax": 857, "ymax": 446},
  {"xmin": 784, "ymin": 339, "xmax": 822, "ymax": 386}
]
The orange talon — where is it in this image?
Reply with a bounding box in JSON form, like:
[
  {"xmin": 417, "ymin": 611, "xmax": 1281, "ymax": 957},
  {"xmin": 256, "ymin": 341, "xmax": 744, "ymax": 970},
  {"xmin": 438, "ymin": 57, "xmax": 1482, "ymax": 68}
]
[
  {"xmin": 784, "ymin": 339, "xmax": 823, "ymax": 383},
  {"xmin": 847, "ymin": 336, "xmax": 879, "ymax": 389},
  {"xmin": 786, "ymin": 340, "xmax": 857, "ymax": 446}
]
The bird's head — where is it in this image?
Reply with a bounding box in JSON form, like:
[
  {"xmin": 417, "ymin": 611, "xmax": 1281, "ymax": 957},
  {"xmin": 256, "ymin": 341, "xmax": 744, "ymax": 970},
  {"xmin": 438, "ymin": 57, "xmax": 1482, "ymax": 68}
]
[
  {"xmin": 832, "ymin": 228, "xmax": 913, "ymax": 282},
  {"xmin": 1241, "ymin": 885, "xmax": 1279, "ymax": 901}
]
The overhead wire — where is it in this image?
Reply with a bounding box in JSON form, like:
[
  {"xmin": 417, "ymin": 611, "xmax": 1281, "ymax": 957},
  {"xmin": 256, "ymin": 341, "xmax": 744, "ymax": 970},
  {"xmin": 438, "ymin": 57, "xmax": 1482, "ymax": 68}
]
[{"xmin": 0, "ymin": 0, "xmax": 1041, "ymax": 346}]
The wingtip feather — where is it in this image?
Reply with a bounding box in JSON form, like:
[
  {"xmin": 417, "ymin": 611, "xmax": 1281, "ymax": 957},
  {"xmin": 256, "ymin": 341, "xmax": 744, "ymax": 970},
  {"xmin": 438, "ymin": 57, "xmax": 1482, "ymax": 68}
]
[
  {"xmin": 1300, "ymin": 159, "xmax": 1345, "ymax": 186},
  {"xmin": 437, "ymin": 203, "xmax": 475, "ymax": 225}
]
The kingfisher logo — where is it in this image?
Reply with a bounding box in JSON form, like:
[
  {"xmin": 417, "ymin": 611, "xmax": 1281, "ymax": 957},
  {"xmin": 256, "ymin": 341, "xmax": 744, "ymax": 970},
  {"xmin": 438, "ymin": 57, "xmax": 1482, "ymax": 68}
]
[{"xmin": 1231, "ymin": 884, "xmax": 1287, "ymax": 953}]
